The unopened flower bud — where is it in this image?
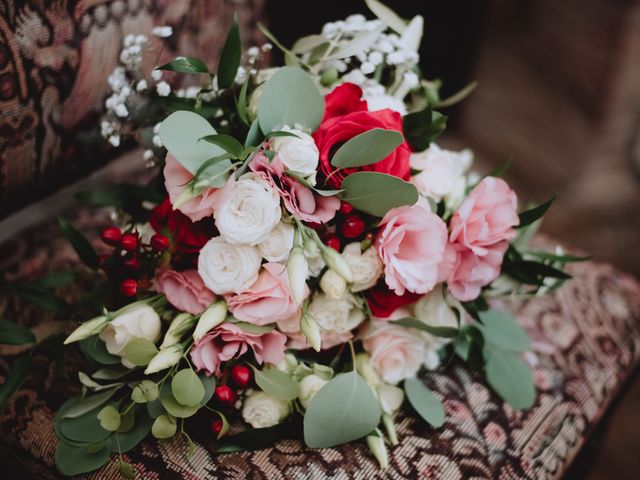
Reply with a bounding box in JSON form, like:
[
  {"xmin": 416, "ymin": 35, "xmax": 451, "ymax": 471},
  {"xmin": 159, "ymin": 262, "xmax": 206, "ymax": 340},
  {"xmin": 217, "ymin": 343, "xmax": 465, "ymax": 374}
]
[
  {"xmin": 64, "ymin": 316, "xmax": 108, "ymax": 344},
  {"xmin": 145, "ymin": 344, "xmax": 182, "ymax": 374},
  {"xmin": 321, "ymin": 247, "xmax": 353, "ymax": 282},
  {"xmin": 300, "ymin": 312, "xmax": 321, "ymax": 352},
  {"xmin": 355, "ymin": 353, "xmax": 380, "ymax": 387},
  {"xmin": 382, "ymin": 413, "xmax": 399, "ymax": 445},
  {"xmin": 319, "ymin": 269, "xmax": 347, "ymax": 300},
  {"xmin": 193, "ymin": 301, "xmax": 227, "ymax": 341},
  {"xmin": 366, "ymin": 431, "xmax": 389, "ymax": 470},
  {"xmin": 299, "ymin": 374, "xmax": 328, "ymax": 408},
  {"xmin": 173, "ymin": 186, "xmax": 203, "ymax": 210},
  {"xmin": 160, "ymin": 313, "xmax": 195, "ymax": 349},
  {"xmin": 287, "ymin": 246, "xmax": 308, "ymax": 304}
]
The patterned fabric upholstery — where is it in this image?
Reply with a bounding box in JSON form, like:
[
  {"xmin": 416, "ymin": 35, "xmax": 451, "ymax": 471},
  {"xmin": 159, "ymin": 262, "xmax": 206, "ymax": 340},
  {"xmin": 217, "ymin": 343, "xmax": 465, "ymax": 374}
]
[
  {"xmin": 0, "ymin": 0, "xmax": 264, "ymax": 218},
  {"xmin": 0, "ymin": 211, "xmax": 639, "ymax": 479}
]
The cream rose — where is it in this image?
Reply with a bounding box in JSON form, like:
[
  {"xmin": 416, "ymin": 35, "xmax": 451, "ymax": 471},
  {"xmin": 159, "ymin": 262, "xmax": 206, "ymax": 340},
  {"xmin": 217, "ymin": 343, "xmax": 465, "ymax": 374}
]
[
  {"xmin": 410, "ymin": 144, "xmax": 472, "ymax": 207},
  {"xmin": 270, "ymin": 127, "xmax": 319, "ymax": 183},
  {"xmin": 319, "ymin": 269, "xmax": 347, "ymax": 300},
  {"xmin": 214, "ymin": 172, "xmax": 282, "ymax": 245},
  {"xmin": 308, "ymin": 292, "xmax": 365, "ymax": 334},
  {"xmin": 197, "ymin": 236, "xmax": 262, "ymax": 294},
  {"xmin": 99, "ymin": 304, "xmax": 161, "ymax": 368},
  {"xmin": 258, "ymin": 222, "xmax": 294, "ymax": 263},
  {"xmin": 242, "ymin": 391, "xmax": 291, "ymax": 428},
  {"xmin": 299, "ymin": 374, "xmax": 328, "ymax": 408},
  {"xmin": 342, "ymin": 243, "xmax": 383, "ymax": 292}
]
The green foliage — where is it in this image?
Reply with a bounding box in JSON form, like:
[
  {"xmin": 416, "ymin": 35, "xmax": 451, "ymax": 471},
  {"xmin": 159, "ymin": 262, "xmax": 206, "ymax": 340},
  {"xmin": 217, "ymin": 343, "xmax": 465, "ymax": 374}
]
[
  {"xmin": 8, "ymin": 283, "xmax": 70, "ymax": 316},
  {"xmin": 151, "ymin": 414, "xmax": 177, "ymax": 439},
  {"xmin": 61, "ymin": 386, "xmax": 120, "ymax": 419},
  {"xmin": 131, "ymin": 380, "xmax": 159, "ymax": 404},
  {"xmin": 339, "ymin": 172, "xmax": 418, "ymax": 217},
  {"xmin": 402, "ymin": 105, "xmax": 447, "ymax": 152},
  {"xmin": 157, "ymin": 57, "xmax": 209, "ymax": 74},
  {"xmin": 199, "ymin": 134, "xmax": 245, "ymax": 158},
  {"xmin": 252, "ymin": 366, "xmax": 300, "ymax": 401},
  {"xmin": 477, "ymin": 310, "xmax": 530, "ymax": 352},
  {"xmin": 393, "ymin": 317, "xmax": 459, "ymax": 338},
  {"xmin": 330, "ymin": 128, "xmax": 403, "ymax": 168},
  {"xmin": 484, "ymin": 348, "xmax": 535, "ymax": 409},
  {"xmin": 55, "ymin": 440, "xmax": 111, "ymax": 476},
  {"xmin": 80, "ymin": 336, "xmax": 121, "ymax": 365},
  {"xmin": 404, "ymin": 378, "xmax": 445, "ymax": 427},
  {"xmin": 171, "ymin": 369, "xmax": 205, "ymax": 407},
  {"xmin": 0, "ymin": 320, "xmax": 36, "ymax": 345},
  {"xmin": 160, "ymin": 393, "xmax": 199, "ymax": 418},
  {"xmin": 0, "ymin": 355, "xmax": 32, "ymax": 410},
  {"xmin": 124, "ymin": 338, "xmax": 158, "ymax": 367},
  {"xmin": 113, "ymin": 407, "xmax": 153, "ymax": 452},
  {"xmin": 517, "ymin": 196, "xmax": 556, "ymax": 228},
  {"xmin": 217, "ymin": 15, "xmax": 241, "ymax": 89},
  {"xmin": 97, "ymin": 405, "xmax": 121, "ymax": 432},
  {"xmin": 57, "ymin": 216, "xmax": 99, "ymax": 270}
]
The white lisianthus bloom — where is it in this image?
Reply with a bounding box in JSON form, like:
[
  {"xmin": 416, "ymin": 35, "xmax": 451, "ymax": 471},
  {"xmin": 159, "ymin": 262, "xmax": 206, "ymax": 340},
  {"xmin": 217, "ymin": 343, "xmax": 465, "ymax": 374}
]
[
  {"xmin": 410, "ymin": 144, "xmax": 473, "ymax": 207},
  {"xmin": 270, "ymin": 126, "xmax": 319, "ymax": 184},
  {"xmin": 258, "ymin": 222, "xmax": 294, "ymax": 262},
  {"xmin": 342, "ymin": 243, "xmax": 383, "ymax": 292},
  {"xmin": 242, "ymin": 391, "xmax": 291, "ymax": 428},
  {"xmin": 99, "ymin": 304, "xmax": 161, "ymax": 368},
  {"xmin": 198, "ymin": 237, "xmax": 262, "ymax": 294},
  {"xmin": 299, "ymin": 374, "xmax": 328, "ymax": 408},
  {"xmin": 214, "ymin": 173, "xmax": 281, "ymax": 246},
  {"xmin": 319, "ymin": 269, "xmax": 347, "ymax": 300},
  {"xmin": 308, "ymin": 292, "xmax": 365, "ymax": 334}
]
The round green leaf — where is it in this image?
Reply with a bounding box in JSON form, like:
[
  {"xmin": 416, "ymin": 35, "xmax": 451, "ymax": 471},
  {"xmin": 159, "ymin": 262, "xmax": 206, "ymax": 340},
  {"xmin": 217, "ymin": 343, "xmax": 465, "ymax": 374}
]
[
  {"xmin": 59, "ymin": 407, "xmax": 112, "ymax": 444},
  {"xmin": 340, "ymin": 172, "xmax": 419, "ymax": 217},
  {"xmin": 146, "ymin": 397, "xmax": 165, "ymax": 419},
  {"xmin": 112, "ymin": 406, "xmax": 154, "ymax": 453},
  {"xmin": 124, "ymin": 338, "xmax": 158, "ymax": 367},
  {"xmin": 303, "ymin": 371, "xmax": 382, "ymax": 448},
  {"xmin": 257, "ymin": 67, "xmax": 324, "ymax": 134},
  {"xmin": 97, "ymin": 405, "xmax": 121, "ymax": 432},
  {"xmin": 199, "ymin": 374, "xmax": 217, "ymax": 407},
  {"xmin": 131, "ymin": 380, "xmax": 159, "ymax": 403},
  {"xmin": 478, "ymin": 310, "xmax": 530, "ymax": 352},
  {"xmin": 331, "ymin": 128, "xmax": 403, "ymax": 168},
  {"xmin": 253, "ymin": 366, "xmax": 300, "ymax": 401},
  {"xmin": 160, "ymin": 393, "xmax": 199, "ymax": 418},
  {"xmin": 404, "ymin": 377, "xmax": 445, "ymax": 428},
  {"xmin": 151, "ymin": 415, "xmax": 178, "ymax": 439},
  {"xmin": 79, "ymin": 336, "xmax": 120, "ymax": 365},
  {"xmin": 485, "ymin": 348, "xmax": 536, "ymax": 410},
  {"xmin": 55, "ymin": 440, "xmax": 111, "ymax": 476},
  {"xmin": 171, "ymin": 369, "xmax": 205, "ymax": 407}
]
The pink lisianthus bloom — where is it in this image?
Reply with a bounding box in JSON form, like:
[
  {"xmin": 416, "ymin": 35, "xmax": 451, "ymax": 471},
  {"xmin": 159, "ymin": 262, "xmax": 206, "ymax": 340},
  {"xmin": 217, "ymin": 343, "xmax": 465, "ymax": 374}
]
[
  {"xmin": 250, "ymin": 153, "xmax": 339, "ymax": 224},
  {"xmin": 154, "ymin": 269, "xmax": 215, "ymax": 315},
  {"xmin": 226, "ymin": 263, "xmax": 306, "ymax": 325},
  {"xmin": 190, "ymin": 323, "xmax": 287, "ymax": 376},
  {"xmin": 375, "ymin": 201, "xmax": 450, "ymax": 295},
  {"xmin": 449, "ymin": 177, "xmax": 519, "ymax": 255},
  {"xmin": 164, "ymin": 154, "xmax": 234, "ymax": 222}
]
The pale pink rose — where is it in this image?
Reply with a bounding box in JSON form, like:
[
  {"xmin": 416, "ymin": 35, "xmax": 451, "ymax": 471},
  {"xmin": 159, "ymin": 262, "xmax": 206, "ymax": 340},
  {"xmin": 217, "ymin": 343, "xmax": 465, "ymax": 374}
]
[
  {"xmin": 447, "ymin": 241, "xmax": 508, "ymax": 301},
  {"xmin": 449, "ymin": 177, "xmax": 519, "ymax": 256},
  {"xmin": 190, "ymin": 323, "xmax": 287, "ymax": 376},
  {"xmin": 362, "ymin": 320, "xmax": 426, "ymax": 384},
  {"xmin": 375, "ymin": 201, "xmax": 449, "ymax": 295},
  {"xmin": 250, "ymin": 153, "xmax": 339, "ymax": 224},
  {"xmin": 154, "ymin": 269, "xmax": 215, "ymax": 315},
  {"xmin": 226, "ymin": 263, "xmax": 306, "ymax": 325},
  {"xmin": 164, "ymin": 154, "xmax": 234, "ymax": 222}
]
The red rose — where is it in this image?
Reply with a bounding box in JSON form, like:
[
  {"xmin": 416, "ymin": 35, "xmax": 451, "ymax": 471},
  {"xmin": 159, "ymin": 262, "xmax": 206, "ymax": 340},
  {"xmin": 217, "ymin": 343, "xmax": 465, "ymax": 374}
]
[
  {"xmin": 366, "ymin": 280, "xmax": 421, "ymax": 318},
  {"xmin": 323, "ymin": 83, "xmax": 368, "ymax": 121},
  {"xmin": 149, "ymin": 198, "xmax": 215, "ymax": 253}
]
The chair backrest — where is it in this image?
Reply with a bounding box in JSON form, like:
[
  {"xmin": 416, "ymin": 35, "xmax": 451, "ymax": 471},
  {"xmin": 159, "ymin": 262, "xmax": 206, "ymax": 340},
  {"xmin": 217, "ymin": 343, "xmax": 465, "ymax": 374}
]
[{"xmin": 0, "ymin": 0, "xmax": 265, "ymax": 219}]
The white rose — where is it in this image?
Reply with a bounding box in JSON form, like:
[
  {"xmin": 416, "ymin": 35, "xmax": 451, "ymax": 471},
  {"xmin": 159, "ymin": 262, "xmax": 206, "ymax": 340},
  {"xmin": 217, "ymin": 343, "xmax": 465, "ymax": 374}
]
[
  {"xmin": 270, "ymin": 127, "xmax": 319, "ymax": 183},
  {"xmin": 412, "ymin": 288, "xmax": 458, "ymax": 351},
  {"xmin": 215, "ymin": 173, "xmax": 281, "ymax": 245},
  {"xmin": 242, "ymin": 391, "xmax": 291, "ymax": 428},
  {"xmin": 308, "ymin": 292, "xmax": 365, "ymax": 334},
  {"xmin": 342, "ymin": 243, "xmax": 383, "ymax": 292},
  {"xmin": 198, "ymin": 236, "xmax": 262, "ymax": 294},
  {"xmin": 410, "ymin": 144, "xmax": 472, "ymax": 206},
  {"xmin": 319, "ymin": 269, "xmax": 347, "ymax": 300},
  {"xmin": 299, "ymin": 374, "xmax": 328, "ymax": 408},
  {"xmin": 99, "ymin": 304, "xmax": 161, "ymax": 368},
  {"xmin": 258, "ymin": 222, "xmax": 294, "ymax": 262}
]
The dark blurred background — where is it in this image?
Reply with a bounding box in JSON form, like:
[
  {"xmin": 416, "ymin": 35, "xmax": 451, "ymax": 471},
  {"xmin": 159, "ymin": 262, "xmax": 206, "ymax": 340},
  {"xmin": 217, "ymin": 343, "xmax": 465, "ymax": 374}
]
[{"xmin": 267, "ymin": 1, "xmax": 640, "ymax": 479}]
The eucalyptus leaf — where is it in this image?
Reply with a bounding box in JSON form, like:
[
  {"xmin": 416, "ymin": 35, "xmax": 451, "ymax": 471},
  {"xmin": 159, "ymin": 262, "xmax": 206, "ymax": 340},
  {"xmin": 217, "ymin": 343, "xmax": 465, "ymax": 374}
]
[
  {"xmin": 0, "ymin": 320, "xmax": 35, "ymax": 345},
  {"xmin": 93, "ymin": 367, "xmax": 129, "ymax": 381},
  {"xmin": 478, "ymin": 310, "xmax": 530, "ymax": 352},
  {"xmin": 303, "ymin": 371, "xmax": 381, "ymax": 448},
  {"xmin": 59, "ymin": 405, "xmax": 113, "ymax": 444},
  {"xmin": 62, "ymin": 386, "xmax": 120, "ymax": 419},
  {"xmin": 124, "ymin": 338, "xmax": 158, "ymax": 367},
  {"xmin": 484, "ymin": 348, "xmax": 535, "ymax": 409},
  {"xmin": 80, "ymin": 336, "xmax": 120, "ymax": 365},
  {"xmin": 331, "ymin": 128, "xmax": 403, "ymax": 168},
  {"xmin": 97, "ymin": 405, "xmax": 121, "ymax": 432},
  {"xmin": 160, "ymin": 393, "xmax": 199, "ymax": 418},
  {"xmin": 157, "ymin": 57, "xmax": 209, "ymax": 74},
  {"xmin": 340, "ymin": 172, "xmax": 418, "ymax": 217},
  {"xmin": 253, "ymin": 366, "xmax": 299, "ymax": 401},
  {"xmin": 117, "ymin": 407, "xmax": 135, "ymax": 433},
  {"xmin": 217, "ymin": 15, "xmax": 241, "ymax": 89},
  {"xmin": 113, "ymin": 406, "xmax": 153, "ymax": 453},
  {"xmin": 199, "ymin": 374, "xmax": 216, "ymax": 407},
  {"xmin": 171, "ymin": 369, "xmax": 205, "ymax": 407},
  {"xmin": 257, "ymin": 67, "xmax": 324, "ymax": 134},
  {"xmin": 393, "ymin": 317, "xmax": 459, "ymax": 338},
  {"xmin": 131, "ymin": 380, "xmax": 159, "ymax": 403},
  {"xmin": 404, "ymin": 377, "xmax": 445, "ymax": 427},
  {"xmin": 151, "ymin": 414, "xmax": 178, "ymax": 439},
  {"xmin": 146, "ymin": 397, "xmax": 165, "ymax": 419},
  {"xmin": 55, "ymin": 440, "xmax": 111, "ymax": 476}
]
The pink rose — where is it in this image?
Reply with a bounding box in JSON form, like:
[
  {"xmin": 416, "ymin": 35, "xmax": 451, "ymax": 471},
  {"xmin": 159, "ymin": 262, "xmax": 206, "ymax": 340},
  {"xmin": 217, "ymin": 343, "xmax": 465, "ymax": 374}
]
[
  {"xmin": 154, "ymin": 269, "xmax": 216, "ymax": 315},
  {"xmin": 449, "ymin": 177, "xmax": 519, "ymax": 255},
  {"xmin": 362, "ymin": 319, "xmax": 426, "ymax": 384},
  {"xmin": 277, "ymin": 313, "xmax": 352, "ymax": 350},
  {"xmin": 375, "ymin": 201, "xmax": 449, "ymax": 295},
  {"xmin": 446, "ymin": 241, "xmax": 508, "ymax": 301},
  {"xmin": 190, "ymin": 323, "xmax": 287, "ymax": 376},
  {"xmin": 164, "ymin": 154, "xmax": 233, "ymax": 222},
  {"xmin": 250, "ymin": 153, "xmax": 339, "ymax": 224},
  {"xmin": 226, "ymin": 263, "xmax": 306, "ymax": 325}
]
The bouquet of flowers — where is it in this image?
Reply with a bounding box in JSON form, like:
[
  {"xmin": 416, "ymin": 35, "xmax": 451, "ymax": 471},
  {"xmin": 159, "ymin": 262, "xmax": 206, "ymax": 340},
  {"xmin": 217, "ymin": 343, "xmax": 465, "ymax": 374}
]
[{"xmin": 52, "ymin": 1, "xmax": 576, "ymax": 476}]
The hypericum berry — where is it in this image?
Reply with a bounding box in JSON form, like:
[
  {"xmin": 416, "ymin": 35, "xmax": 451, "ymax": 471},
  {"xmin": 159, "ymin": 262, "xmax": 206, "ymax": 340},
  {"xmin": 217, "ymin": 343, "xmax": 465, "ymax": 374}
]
[
  {"xmin": 100, "ymin": 227, "xmax": 121, "ymax": 246},
  {"xmin": 210, "ymin": 419, "xmax": 224, "ymax": 437},
  {"xmin": 340, "ymin": 213, "xmax": 365, "ymax": 239},
  {"xmin": 150, "ymin": 233, "xmax": 170, "ymax": 252},
  {"xmin": 123, "ymin": 256, "xmax": 141, "ymax": 271},
  {"xmin": 214, "ymin": 385, "xmax": 236, "ymax": 406},
  {"xmin": 230, "ymin": 365, "xmax": 252, "ymax": 388},
  {"xmin": 120, "ymin": 278, "xmax": 138, "ymax": 297},
  {"xmin": 324, "ymin": 234, "xmax": 341, "ymax": 252},
  {"xmin": 120, "ymin": 233, "xmax": 138, "ymax": 252},
  {"xmin": 339, "ymin": 201, "xmax": 354, "ymax": 214}
]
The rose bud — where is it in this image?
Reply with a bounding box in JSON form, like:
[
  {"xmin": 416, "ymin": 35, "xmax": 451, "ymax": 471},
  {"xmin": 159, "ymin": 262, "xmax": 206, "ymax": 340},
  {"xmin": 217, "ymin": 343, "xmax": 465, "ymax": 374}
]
[
  {"xmin": 100, "ymin": 226, "xmax": 122, "ymax": 246},
  {"xmin": 193, "ymin": 301, "xmax": 227, "ymax": 341}
]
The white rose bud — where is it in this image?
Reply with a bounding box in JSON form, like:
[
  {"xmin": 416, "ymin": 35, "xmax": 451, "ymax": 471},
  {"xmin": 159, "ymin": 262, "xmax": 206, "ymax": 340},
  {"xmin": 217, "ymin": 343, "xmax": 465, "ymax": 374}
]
[
  {"xmin": 298, "ymin": 374, "xmax": 328, "ymax": 408},
  {"xmin": 270, "ymin": 127, "xmax": 319, "ymax": 184},
  {"xmin": 366, "ymin": 431, "xmax": 389, "ymax": 470},
  {"xmin": 99, "ymin": 304, "xmax": 161, "ymax": 367},
  {"xmin": 319, "ymin": 269, "xmax": 347, "ymax": 300},
  {"xmin": 287, "ymin": 245, "xmax": 308, "ymax": 304},
  {"xmin": 258, "ymin": 222, "xmax": 294, "ymax": 263},
  {"xmin": 145, "ymin": 344, "xmax": 183, "ymax": 374},
  {"xmin": 242, "ymin": 391, "xmax": 291, "ymax": 428},
  {"xmin": 321, "ymin": 247, "xmax": 353, "ymax": 283},
  {"xmin": 342, "ymin": 243, "xmax": 383, "ymax": 292},
  {"xmin": 355, "ymin": 352, "xmax": 380, "ymax": 387},
  {"xmin": 160, "ymin": 313, "xmax": 195, "ymax": 349},
  {"xmin": 377, "ymin": 383, "xmax": 405, "ymax": 414},
  {"xmin": 214, "ymin": 173, "xmax": 281, "ymax": 245},
  {"xmin": 198, "ymin": 237, "xmax": 262, "ymax": 294},
  {"xmin": 64, "ymin": 315, "xmax": 108, "ymax": 344},
  {"xmin": 300, "ymin": 311, "xmax": 321, "ymax": 352},
  {"xmin": 193, "ymin": 301, "xmax": 227, "ymax": 341}
]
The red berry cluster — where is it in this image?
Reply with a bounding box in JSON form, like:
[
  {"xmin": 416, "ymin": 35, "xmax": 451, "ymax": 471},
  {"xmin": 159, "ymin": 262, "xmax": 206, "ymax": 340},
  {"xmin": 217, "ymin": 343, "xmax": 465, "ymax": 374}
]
[
  {"xmin": 99, "ymin": 226, "xmax": 170, "ymax": 297},
  {"xmin": 209, "ymin": 365, "xmax": 252, "ymax": 438},
  {"xmin": 319, "ymin": 201, "xmax": 367, "ymax": 252}
]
